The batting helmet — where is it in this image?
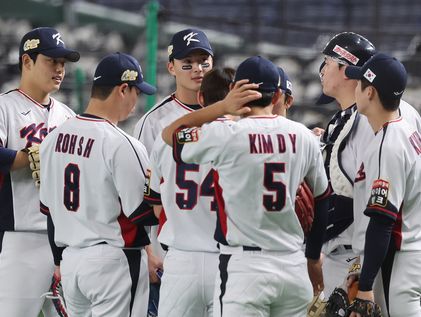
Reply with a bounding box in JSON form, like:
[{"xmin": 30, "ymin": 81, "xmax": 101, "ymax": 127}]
[
  {"xmin": 316, "ymin": 32, "xmax": 376, "ymax": 104},
  {"xmin": 322, "ymin": 32, "xmax": 376, "ymax": 67}
]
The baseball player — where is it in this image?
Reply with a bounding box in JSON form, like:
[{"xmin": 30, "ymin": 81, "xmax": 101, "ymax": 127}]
[
  {"xmin": 316, "ymin": 32, "xmax": 377, "ymax": 298},
  {"xmin": 132, "ymin": 28, "xmax": 214, "ymax": 315},
  {"xmin": 143, "ymin": 67, "xmax": 234, "ymax": 317},
  {"xmin": 346, "ymin": 53, "xmax": 421, "ymax": 317},
  {"xmin": 318, "ymin": 33, "xmax": 421, "ymax": 316},
  {"xmin": 162, "ymin": 56, "xmax": 330, "ymax": 317},
  {"xmin": 39, "ymin": 52, "xmax": 158, "ymax": 316},
  {"xmin": 0, "ymin": 27, "xmax": 79, "ymax": 317}
]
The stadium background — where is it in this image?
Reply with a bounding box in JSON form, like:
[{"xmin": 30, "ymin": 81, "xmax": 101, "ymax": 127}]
[
  {"xmin": 0, "ymin": 1, "xmax": 419, "ymax": 314},
  {"xmin": 1, "ymin": 0, "xmax": 420, "ymax": 135}
]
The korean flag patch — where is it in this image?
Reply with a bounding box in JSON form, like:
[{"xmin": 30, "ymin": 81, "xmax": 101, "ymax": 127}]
[
  {"xmin": 369, "ymin": 179, "xmax": 389, "ymax": 207},
  {"xmin": 176, "ymin": 127, "xmax": 199, "ymax": 144}
]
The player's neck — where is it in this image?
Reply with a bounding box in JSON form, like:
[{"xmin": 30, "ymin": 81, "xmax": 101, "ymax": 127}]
[
  {"xmin": 336, "ymin": 92, "xmax": 356, "ymax": 111},
  {"xmin": 18, "ymin": 82, "xmax": 50, "ymax": 105},
  {"xmin": 84, "ymin": 100, "xmax": 118, "ymax": 125},
  {"xmin": 365, "ymin": 104, "xmax": 399, "ymax": 133},
  {"xmin": 243, "ymin": 105, "xmax": 274, "ymax": 117},
  {"xmin": 174, "ymin": 89, "xmax": 200, "ymax": 106}
]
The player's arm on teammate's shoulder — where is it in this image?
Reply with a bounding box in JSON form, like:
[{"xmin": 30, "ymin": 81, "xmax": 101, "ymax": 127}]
[{"xmin": 162, "ymin": 80, "xmax": 261, "ymax": 146}]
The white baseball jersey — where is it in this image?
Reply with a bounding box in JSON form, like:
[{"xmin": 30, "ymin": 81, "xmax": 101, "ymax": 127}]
[
  {"xmin": 133, "ymin": 94, "xmax": 203, "ymax": 153},
  {"xmin": 353, "ymin": 117, "xmax": 421, "ymax": 253},
  {"xmin": 0, "ymin": 89, "xmax": 74, "ymax": 231},
  {"xmin": 174, "ymin": 115, "xmax": 329, "ymax": 251},
  {"xmin": 144, "ymin": 134, "xmax": 218, "ymax": 252},
  {"xmin": 39, "ymin": 114, "xmax": 152, "ymax": 248},
  {"xmin": 353, "ymin": 100, "xmax": 421, "ymax": 254}
]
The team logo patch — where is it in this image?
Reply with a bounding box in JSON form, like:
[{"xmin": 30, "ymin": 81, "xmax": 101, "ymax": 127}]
[
  {"xmin": 286, "ymin": 80, "xmax": 292, "ymax": 91},
  {"xmin": 121, "ymin": 70, "xmax": 138, "ymax": 81},
  {"xmin": 333, "ymin": 45, "xmax": 359, "ymax": 65},
  {"xmin": 369, "ymin": 179, "xmax": 389, "ymax": 207},
  {"xmin": 52, "ymin": 32, "xmax": 64, "ymax": 46},
  {"xmin": 176, "ymin": 128, "xmax": 199, "ymax": 143},
  {"xmin": 364, "ymin": 68, "xmax": 376, "ymax": 83},
  {"xmin": 23, "ymin": 39, "xmax": 40, "ymax": 51},
  {"xmin": 183, "ymin": 32, "xmax": 200, "ymax": 46},
  {"xmin": 144, "ymin": 169, "xmax": 151, "ymax": 196},
  {"xmin": 167, "ymin": 45, "xmax": 173, "ymax": 57}
]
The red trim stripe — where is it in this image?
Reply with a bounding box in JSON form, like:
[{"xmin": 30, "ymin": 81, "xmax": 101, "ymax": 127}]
[
  {"xmin": 17, "ymin": 89, "xmax": 55, "ymax": 109},
  {"xmin": 392, "ymin": 205, "xmax": 403, "ymax": 250},
  {"xmin": 172, "ymin": 94, "xmax": 203, "ymax": 112},
  {"xmin": 213, "ymin": 171, "xmax": 228, "ymax": 239},
  {"xmin": 368, "ymin": 205, "xmax": 397, "ymax": 219}
]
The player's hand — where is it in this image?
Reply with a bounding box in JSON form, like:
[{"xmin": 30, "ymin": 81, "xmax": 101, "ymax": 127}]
[
  {"xmin": 146, "ymin": 245, "xmax": 164, "ymax": 284},
  {"xmin": 349, "ymin": 291, "xmax": 377, "ymax": 317},
  {"xmin": 312, "ymin": 127, "xmax": 325, "ymax": 137},
  {"xmin": 222, "ymin": 79, "xmax": 261, "ymax": 115},
  {"xmin": 307, "ymin": 257, "xmax": 324, "ymax": 296}
]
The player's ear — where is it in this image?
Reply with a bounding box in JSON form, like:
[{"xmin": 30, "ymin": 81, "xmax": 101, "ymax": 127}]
[
  {"xmin": 197, "ymin": 91, "xmax": 205, "ymax": 107},
  {"xmin": 117, "ymin": 83, "xmax": 129, "ymax": 96},
  {"xmin": 271, "ymin": 90, "xmax": 280, "ymax": 105},
  {"xmin": 285, "ymin": 95, "xmax": 294, "ymax": 110},
  {"xmin": 167, "ymin": 61, "xmax": 176, "ymax": 76},
  {"xmin": 21, "ymin": 54, "xmax": 33, "ymax": 71}
]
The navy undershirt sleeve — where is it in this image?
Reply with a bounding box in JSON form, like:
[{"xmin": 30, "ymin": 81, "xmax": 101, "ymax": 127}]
[
  {"xmin": 0, "ymin": 147, "xmax": 17, "ymax": 173},
  {"xmin": 359, "ymin": 216, "xmax": 394, "ymax": 291},
  {"xmin": 47, "ymin": 213, "xmax": 65, "ymax": 266},
  {"xmin": 305, "ymin": 195, "xmax": 329, "ymax": 259}
]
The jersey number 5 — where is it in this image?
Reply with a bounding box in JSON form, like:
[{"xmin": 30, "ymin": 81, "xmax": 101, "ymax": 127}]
[
  {"xmin": 263, "ymin": 162, "xmax": 286, "ymax": 212},
  {"xmin": 64, "ymin": 163, "xmax": 80, "ymax": 212}
]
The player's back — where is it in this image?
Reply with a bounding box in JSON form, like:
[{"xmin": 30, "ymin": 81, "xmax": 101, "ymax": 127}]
[
  {"xmin": 181, "ymin": 115, "xmax": 328, "ymax": 252},
  {"xmin": 147, "ymin": 135, "xmax": 218, "ymax": 252},
  {"xmin": 40, "ymin": 114, "xmax": 149, "ymax": 248}
]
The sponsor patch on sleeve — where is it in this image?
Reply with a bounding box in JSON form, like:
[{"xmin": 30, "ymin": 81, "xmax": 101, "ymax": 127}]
[
  {"xmin": 176, "ymin": 127, "xmax": 199, "ymax": 144},
  {"xmin": 368, "ymin": 179, "xmax": 389, "ymax": 207},
  {"xmin": 143, "ymin": 169, "xmax": 151, "ymax": 196}
]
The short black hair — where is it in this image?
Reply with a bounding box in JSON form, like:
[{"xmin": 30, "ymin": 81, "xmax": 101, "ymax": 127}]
[
  {"xmin": 248, "ymin": 90, "xmax": 275, "ymax": 108},
  {"xmin": 91, "ymin": 85, "xmax": 115, "ymax": 100},
  {"xmin": 200, "ymin": 67, "xmax": 235, "ymax": 106},
  {"xmin": 360, "ymin": 78, "xmax": 400, "ymax": 111}
]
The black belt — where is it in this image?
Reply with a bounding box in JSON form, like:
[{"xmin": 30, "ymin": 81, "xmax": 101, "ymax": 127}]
[{"xmin": 242, "ymin": 246, "xmax": 262, "ymax": 251}]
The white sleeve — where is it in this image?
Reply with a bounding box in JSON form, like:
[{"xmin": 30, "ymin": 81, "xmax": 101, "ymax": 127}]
[
  {"xmin": 177, "ymin": 121, "xmax": 230, "ymax": 165},
  {"xmin": 133, "ymin": 114, "xmax": 158, "ymax": 154},
  {"xmin": 0, "ymin": 101, "xmax": 7, "ymax": 146},
  {"xmin": 112, "ymin": 137, "xmax": 150, "ymax": 217},
  {"xmin": 304, "ymin": 134, "xmax": 329, "ymax": 198},
  {"xmin": 147, "ymin": 137, "xmax": 164, "ymax": 196}
]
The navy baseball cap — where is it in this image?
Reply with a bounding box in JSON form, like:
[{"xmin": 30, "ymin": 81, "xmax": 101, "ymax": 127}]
[
  {"xmin": 234, "ymin": 56, "xmax": 280, "ymax": 93},
  {"xmin": 19, "ymin": 27, "xmax": 80, "ymax": 62},
  {"xmin": 168, "ymin": 28, "xmax": 213, "ymax": 60},
  {"xmin": 93, "ymin": 52, "xmax": 156, "ymax": 95},
  {"xmin": 278, "ymin": 67, "xmax": 292, "ymax": 96},
  {"xmin": 345, "ymin": 53, "xmax": 407, "ymax": 101}
]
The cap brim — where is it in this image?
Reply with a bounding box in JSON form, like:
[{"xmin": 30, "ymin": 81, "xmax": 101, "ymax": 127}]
[
  {"xmin": 43, "ymin": 47, "xmax": 80, "ymax": 62},
  {"xmin": 316, "ymin": 93, "xmax": 335, "ymax": 105},
  {"xmin": 344, "ymin": 65, "xmax": 363, "ymax": 80},
  {"xmin": 136, "ymin": 81, "xmax": 157, "ymax": 95},
  {"xmin": 171, "ymin": 47, "xmax": 214, "ymax": 60}
]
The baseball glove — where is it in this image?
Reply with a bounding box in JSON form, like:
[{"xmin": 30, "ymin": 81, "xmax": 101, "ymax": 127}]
[
  {"xmin": 348, "ymin": 298, "xmax": 382, "ymax": 317},
  {"xmin": 23, "ymin": 144, "xmax": 40, "ymax": 188},
  {"xmin": 325, "ymin": 287, "xmax": 349, "ymax": 317},
  {"xmin": 41, "ymin": 273, "xmax": 68, "ymax": 317},
  {"xmin": 295, "ymin": 181, "xmax": 315, "ymax": 236},
  {"xmin": 307, "ymin": 292, "xmax": 327, "ymax": 317}
]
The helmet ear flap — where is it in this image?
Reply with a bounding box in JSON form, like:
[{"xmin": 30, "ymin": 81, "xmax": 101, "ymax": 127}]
[{"xmin": 322, "ymin": 32, "xmax": 376, "ymax": 67}]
